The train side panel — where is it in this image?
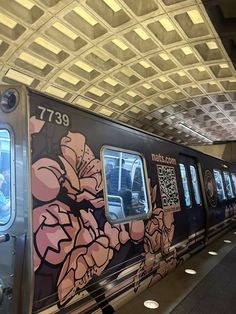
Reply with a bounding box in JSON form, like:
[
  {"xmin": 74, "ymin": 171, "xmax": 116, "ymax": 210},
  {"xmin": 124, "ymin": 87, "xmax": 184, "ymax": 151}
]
[
  {"xmin": 29, "ymin": 91, "xmax": 208, "ymax": 313},
  {"xmin": 29, "ymin": 90, "xmax": 236, "ymax": 313}
]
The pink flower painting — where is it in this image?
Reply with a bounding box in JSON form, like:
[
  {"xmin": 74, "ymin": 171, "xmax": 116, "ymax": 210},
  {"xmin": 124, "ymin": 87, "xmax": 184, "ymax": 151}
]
[{"xmin": 31, "ymin": 116, "xmax": 176, "ymax": 309}]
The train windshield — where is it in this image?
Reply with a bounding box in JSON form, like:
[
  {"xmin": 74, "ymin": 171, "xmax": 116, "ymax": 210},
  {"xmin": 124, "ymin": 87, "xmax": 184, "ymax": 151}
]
[
  {"xmin": 0, "ymin": 129, "xmax": 11, "ymax": 225},
  {"xmin": 179, "ymin": 163, "xmax": 191, "ymax": 207},
  {"xmin": 213, "ymin": 169, "xmax": 226, "ymax": 201},
  {"xmin": 103, "ymin": 147, "xmax": 150, "ymax": 222},
  {"xmin": 223, "ymin": 171, "xmax": 234, "ymax": 199},
  {"xmin": 190, "ymin": 165, "xmax": 201, "ymax": 205}
]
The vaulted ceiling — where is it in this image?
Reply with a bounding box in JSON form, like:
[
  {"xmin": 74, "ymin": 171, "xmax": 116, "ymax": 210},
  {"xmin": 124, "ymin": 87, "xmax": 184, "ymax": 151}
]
[{"xmin": 0, "ymin": 0, "xmax": 236, "ymax": 145}]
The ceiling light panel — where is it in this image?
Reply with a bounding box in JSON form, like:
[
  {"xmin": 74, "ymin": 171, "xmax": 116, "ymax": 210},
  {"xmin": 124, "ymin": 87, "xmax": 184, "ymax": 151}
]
[
  {"xmin": 139, "ymin": 60, "xmax": 151, "ymax": 68},
  {"xmin": 104, "ymin": 77, "xmax": 118, "ymax": 86},
  {"xmin": 73, "ymin": 7, "xmax": 98, "ymax": 26},
  {"xmin": 18, "ymin": 52, "xmax": 47, "ymax": 70},
  {"xmin": 112, "ymin": 39, "xmax": 129, "ymax": 51},
  {"xmin": 4, "ymin": 68, "xmax": 34, "ymax": 85},
  {"xmin": 53, "ymin": 22, "xmax": 78, "ymax": 40},
  {"xmin": 76, "ymin": 98, "xmax": 94, "ymax": 109},
  {"xmin": 15, "ymin": 0, "xmax": 34, "ymax": 10},
  {"xmin": 103, "ymin": 0, "xmax": 121, "ymax": 12},
  {"xmin": 0, "ymin": 13, "xmax": 17, "ymax": 29},
  {"xmin": 159, "ymin": 18, "xmax": 175, "ymax": 32},
  {"xmin": 34, "ymin": 37, "xmax": 61, "ymax": 55},
  {"xmin": 187, "ymin": 10, "xmax": 204, "ymax": 24},
  {"xmin": 134, "ymin": 28, "xmax": 150, "ymax": 40},
  {"xmin": 58, "ymin": 72, "xmax": 80, "ymax": 85},
  {"xmin": 75, "ymin": 60, "xmax": 93, "ymax": 73},
  {"xmin": 46, "ymin": 86, "xmax": 68, "ymax": 99},
  {"xmin": 207, "ymin": 41, "xmax": 218, "ymax": 50}
]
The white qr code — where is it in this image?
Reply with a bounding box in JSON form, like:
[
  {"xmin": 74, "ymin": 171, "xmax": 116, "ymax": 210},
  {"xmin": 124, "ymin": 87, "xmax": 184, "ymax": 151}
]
[{"xmin": 157, "ymin": 165, "xmax": 180, "ymax": 212}]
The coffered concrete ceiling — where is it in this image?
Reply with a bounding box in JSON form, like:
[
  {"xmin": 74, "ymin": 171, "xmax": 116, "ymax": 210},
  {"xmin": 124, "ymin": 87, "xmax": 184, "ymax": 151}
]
[{"xmin": 0, "ymin": 0, "xmax": 236, "ymax": 145}]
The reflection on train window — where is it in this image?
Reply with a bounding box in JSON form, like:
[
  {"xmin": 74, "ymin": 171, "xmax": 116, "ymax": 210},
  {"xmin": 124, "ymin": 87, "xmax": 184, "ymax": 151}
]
[
  {"xmin": 179, "ymin": 163, "xmax": 191, "ymax": 207},
  {"xmin": 223, "ymin": 171, "xmax": 235, "ymax": 199},
  {"xmin": 213, "ymin": 169, "xmax": 226, "ymax": 201},
  {"xmin": 0, "ymin": 130, "xmax": 11, "ymax": 225},
  {"xmin": 231, "ymin": 173, "xmax": 236, "ymax": 196},
  {"xmin": 190, "ymin": 165, "xmax": 201, "ymax": 205},
  {"xmin": 102, "ymin": 147, "xmax": 150, "ymax": 222}
]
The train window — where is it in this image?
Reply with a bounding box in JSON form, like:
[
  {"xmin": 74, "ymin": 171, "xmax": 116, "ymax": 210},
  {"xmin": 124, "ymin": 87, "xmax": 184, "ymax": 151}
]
[
  {"xmin": 231, "ymin": 173, "xmax": 236, "ymax": 195},
  {"xmin": 179, "ymin": 163, "xmax": 191, "ymax": 207},
  {"xmin": 190, "ymin": 165, "xmax": 201, "ymax": 205},
  {"xmin": 213, "ymin": 169, "xmax": 226, "ymax": 201},
  {"xmin": 0, "ymin": 130, "xmax": 11, "ymax": 225},
  {"xmin": 102, "ymin": 147, "xmax": 150, "ymax": 222},
  {"xmin": 223, "ymin": 171, "xmax": 235, "ymax": 199}
]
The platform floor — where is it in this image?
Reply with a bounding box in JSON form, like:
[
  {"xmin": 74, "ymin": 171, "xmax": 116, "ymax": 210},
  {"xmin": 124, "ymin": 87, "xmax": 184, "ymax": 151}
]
[{"xmin": 116, "ymin": 228, "xmax": 236, "ymax": 314}]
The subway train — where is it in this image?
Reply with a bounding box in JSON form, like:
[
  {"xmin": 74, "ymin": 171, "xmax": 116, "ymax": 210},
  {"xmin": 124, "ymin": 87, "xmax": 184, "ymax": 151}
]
[{"xmin": 0, "ymin": 85, "xmax": 236, "ymax": 314}]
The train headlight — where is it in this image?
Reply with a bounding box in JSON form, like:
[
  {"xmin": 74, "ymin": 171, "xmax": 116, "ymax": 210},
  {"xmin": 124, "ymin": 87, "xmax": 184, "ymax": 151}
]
[{"xmin": 0, "ymin": 89, "xmax": 19, "ymax": 112}]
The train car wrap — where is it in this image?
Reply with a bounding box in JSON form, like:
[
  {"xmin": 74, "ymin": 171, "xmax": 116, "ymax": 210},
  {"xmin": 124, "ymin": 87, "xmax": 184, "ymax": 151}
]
[{"xmin": 0, "ymin": 85, "xmax": 235, "ymax": 314}]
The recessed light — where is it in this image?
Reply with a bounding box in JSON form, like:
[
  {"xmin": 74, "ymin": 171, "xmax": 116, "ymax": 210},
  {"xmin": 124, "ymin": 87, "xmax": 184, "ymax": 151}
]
[
  {"xmin": 0, "ymin": 12, "xmax": 17, "ymax": 29},
  {"xmin": 159, "ymin": 18, "xmax": 175, "ymax": 32},
  {"xmin": 89, "ymin": 87, "xmax": 104, "ymax": 97},
  {"xmin": 208, "ymin": 251, "xmax": 218, "ymax": 256},
  {"xmin": 104, "ymin": 77, "xmax": 118, "ymax": 86},
  {"xmin": 134, "ymin": 28, "xmax": 150, "ymax": 40},
  {"xmin": 59, "ymin": 72, "xmax": 80, "ymax": 85},
  {"xmin": 5, "ymin": 69, "xmax": 34, "ymax": 86},
  {"xmin": 73, "ymin": 7, "xmax": 98, "ymax": 26},
  {"xmin": 35, "ymin": 37, "xmax": 61, "ymax": 55},
  {"xmin": 75, "ymin": 60, "xmax": 93, "ymax": 73},
  {"xmin": 144, "ymin": 300, "xmax": 159, "ymax": 309},
  {"xmin": 99, "ymin": 108, "xmax": 113, "ymax": 117},
  {"xmin": 127, "ymin": 90, "xmax": 137, "ymax": 97},
  {"xmin": 181, "ymin": 47, "xmax": 192, "ymax": 55},
  {"xmin": 103, "ymin": 0, "xmax": 121, "ymax": 12},
  {"xmin": 224, "ymin": 240, "xmax": 231, "ymax": 243},
  {"xmin": 112, "ymin": 98, "xmax": 124, "ymax": 106},
  {"xmin": 234, "ymin": 232, "xmax": 236, "ymax": 235},
  {"xmin": 139, "ymin": 60, "xmax": 151, "ymax": 68},
  {"xmin": 76, "ymin": 98, "xmax": 93, "ymax": 109},
  {"xmin": 46, "ymin": 86, "xmax": 67, "ymax": 99},
  {"xmin": 159, "ymin": 53, "xmax": 170, "ymax": 61},
  {"xmin": 15, "ymin": 0, "xmax": 34, "ymax": 10},
  {"xmin": 206, "ymin": 41, "xmax": 218, "ymax": 50},
  {"xmin": 187, "ymin": 10, "xmax": 204, "ymax": 25},
  {"xmin": 53, "ymin": 22, "xmax": 78, "ymax": 40},
  {"xmin": 185, "ymin": 269, "xmax": 197, "ymax": 275},
  {"xmin": 112, "ymin": 39, "xmax": 128, "ymax": 51}
]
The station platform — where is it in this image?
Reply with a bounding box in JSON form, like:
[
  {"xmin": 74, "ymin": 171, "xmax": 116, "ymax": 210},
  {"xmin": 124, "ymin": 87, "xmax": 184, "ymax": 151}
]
[{"xmin": 116, "ymin": 228, "xmax": 236, "ymax": 314}]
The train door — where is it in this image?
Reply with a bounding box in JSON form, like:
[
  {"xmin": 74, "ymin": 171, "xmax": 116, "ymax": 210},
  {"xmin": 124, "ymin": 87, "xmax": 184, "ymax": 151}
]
[
  {"xmin": 0, "ymin": 86, "xmax": 32, "ymax": 314},
  {"xmin": 179, "ymin": 155, "xmax": 206, "ymax": 242}
]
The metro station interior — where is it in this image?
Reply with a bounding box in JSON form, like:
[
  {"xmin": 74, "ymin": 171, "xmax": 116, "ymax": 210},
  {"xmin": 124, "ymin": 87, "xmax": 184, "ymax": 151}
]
[{"xmin": 0, "ymin": 0, "xmax": 236, "ymax": 313}]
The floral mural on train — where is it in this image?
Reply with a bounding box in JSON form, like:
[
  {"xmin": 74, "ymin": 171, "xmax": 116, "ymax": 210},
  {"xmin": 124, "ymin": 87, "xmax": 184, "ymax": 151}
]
[{"xmin": 30, "ymin": 116, "xmax": 177, "ymax": 311}]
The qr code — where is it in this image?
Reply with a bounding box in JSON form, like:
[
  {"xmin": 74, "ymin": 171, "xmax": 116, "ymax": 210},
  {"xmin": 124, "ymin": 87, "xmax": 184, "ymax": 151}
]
[{"xmin": 157, "ymin": 165, "xmax": 180, "ymax": 212}]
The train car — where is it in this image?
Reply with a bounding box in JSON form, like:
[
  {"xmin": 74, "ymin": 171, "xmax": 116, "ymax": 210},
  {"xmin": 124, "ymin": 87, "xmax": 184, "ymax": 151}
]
[{"xmin": 0, "ymin": 85, "xmax": 236, "ymax": 314}]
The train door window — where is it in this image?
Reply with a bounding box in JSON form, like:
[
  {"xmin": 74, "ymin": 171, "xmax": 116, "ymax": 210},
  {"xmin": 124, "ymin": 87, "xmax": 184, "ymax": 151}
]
[
  {"xmin": 0, "ymin": 129, "xmax": 11, "ymax": 226},
  {"xmin": 190, "ymin": 165, "xmax": 201, "ymax": 205},
  {"xmin": 231, "ymin": 173, "xmax": 236, "ymax": 196},
  {"xmin": 102, "ymin": 147, "xmax": 151, "ymax": 223},
  {"xmin": 213, "ymin": 169, "xmax": 226, "ymax": 201},
  {"xmin": 223, "ymin": 171, "xmax": 234, "ymax": 199},
  {"xmin": 179, "ymin": 163, "xmax": 191, "ymax": 207}
]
